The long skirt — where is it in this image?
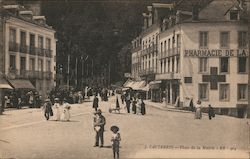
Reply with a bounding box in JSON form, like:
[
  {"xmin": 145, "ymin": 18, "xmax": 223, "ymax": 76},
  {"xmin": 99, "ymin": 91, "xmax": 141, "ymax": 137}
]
[
  {"xmin": 55, "ymin": 108, "xmax": 61, "ymax": 121},
  {"xmin": 195, "ymin": 108, "xmax": 202, "ymax": 119}
]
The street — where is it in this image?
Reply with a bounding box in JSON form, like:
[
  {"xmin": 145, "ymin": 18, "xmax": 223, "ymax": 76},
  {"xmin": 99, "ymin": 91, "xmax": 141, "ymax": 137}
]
[{"xmin": 0, "ymin": 96, "xmax": 249, "ymax": 159}]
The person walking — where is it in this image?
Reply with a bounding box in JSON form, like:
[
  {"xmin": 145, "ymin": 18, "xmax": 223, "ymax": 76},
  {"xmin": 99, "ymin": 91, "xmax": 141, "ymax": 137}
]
[
  {"xmin": 53, "ymin": 98, "xmax": 61, "ymax": 121},
  {"xmin": 132, "ymin": 97, "xmax": 137, "ymax": 114},
  {"xmin": 93, "ymin": 109, "xmax": 106, "ymax": 148},
  {"xmin": 43, "ymin": 98, "xmax": 53, "ymax": 120},
  {"xmin": 121, "ymin": 93, "xmax": 125, "ymax": 104},
  {"xmin": 93, "ymin": 95, "xmax": 99, "ymax": 111},
  {"xmin": 208, "ymin": 104, "xmax": 215, "ymax": 120},
  {"xmin": 195, "ymin": 100, "xmax": 202, "ymax": 119},
  {"xmin": 140, "ymin": 98, "xmax": 146, "ymax": 115},
  {"xmin": 61, "ymin": 99, "xmax": 71, "ymax": 121},
  {"xmin": 110, "ymin": 125, "xmax": 121, "ymax": 159},
  {"xmin": 125, "ymin": 94, "xmax": 131, "ymax": 113}
]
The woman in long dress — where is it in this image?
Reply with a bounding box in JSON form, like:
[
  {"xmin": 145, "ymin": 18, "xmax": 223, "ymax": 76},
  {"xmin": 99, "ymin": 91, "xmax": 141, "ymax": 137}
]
[
  {"xmin": 195, "ymin": 100, "xmax": 202, "ymax": 119},
  {"xmin": 53, "ymin": 98, "xmax": 61, "ymax": 121},
  {"xmin": 61, "ymin": 99, "xmax": 71, "ymax": 121}
]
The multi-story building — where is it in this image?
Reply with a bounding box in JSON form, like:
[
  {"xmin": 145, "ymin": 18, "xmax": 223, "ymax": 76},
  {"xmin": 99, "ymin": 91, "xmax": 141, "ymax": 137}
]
[
  {"xmin": 1, "ymin": 4, "xmax": 57, "ymax": 98},
  {"xmin": 131, "ymin": 36, "xmax": 141, "ymax": 81},
  {"xmin": 130, "ymin": 0, "xmax": 249, "ymax": 118},
  {"xmin": 157, "ymin": 0, "xmax": 248, "ymax": 118}
]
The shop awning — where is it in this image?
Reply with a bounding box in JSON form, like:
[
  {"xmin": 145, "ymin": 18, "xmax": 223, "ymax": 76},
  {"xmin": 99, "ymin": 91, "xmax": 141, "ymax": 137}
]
[
  {"xmin": 0, "ymin": 78, "xmax": 13, "ymax": 89},
  {"xmin": 132, "ymin": 81, "xmax": 146, "ymax": 90},
  {"xmin": 149, "ymin": 80, "xmax": 161, "ymax": 89},
  {"xmin": 8, "ymin": 79, "xmax": 36, "ymax": 89},
  {"xmin": 123, "ymin": 79, "xmax": 133, "ymax": 87},
  {"xmin": 140, "ymin": 84, "xmax": 149, "ymax": 91}
]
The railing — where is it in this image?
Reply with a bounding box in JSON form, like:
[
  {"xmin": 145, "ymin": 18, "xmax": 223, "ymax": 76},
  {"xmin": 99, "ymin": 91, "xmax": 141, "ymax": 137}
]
[
  {"xmin": 19, "ymin": 69, "xmax": 29, "ymax": 79},
  {"xmin": 9, "ymin": 42, "xmax": 19, "ymax": 52},
  {"xmin": 37, "ymin": 48, "xmax": 44, "ymax": 56},
  {"xmin": 20, "ymin": 45, "xmax": 29, "ymax": 53},
  {"xmin": 44, "ymin": 49, "xmax": 52, "ymax": 58},
  {"xmin": 29, "ymin": 46, "xmax": 36, "ymax": 55},
  {"xmin": 139, "ymin": 68, "xmax": 157, "ymax": 76},
  {"xmin": 43, "ymin": 71, "xmax": 52, "ymax": 80}
]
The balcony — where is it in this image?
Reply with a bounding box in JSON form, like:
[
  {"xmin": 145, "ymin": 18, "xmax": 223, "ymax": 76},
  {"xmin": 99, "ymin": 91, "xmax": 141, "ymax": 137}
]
[
  {"xmin": 9, "ymin": 42, "xmax": 19, "ymax": 52},
  {"xmin": 43, "ymin": 71, "xmax": 52, "ymax": 80},
  {"xmin": 44, "ymin": 49, "xmax": 52, "ymax": 58},
  {"xmin": 139, "ymin": 68, "xmax": 157, "ymax": 76},
  {"xmin": 19, "ymin": 69, "xmax": 29, "ymax": 79},
  {"xmin": 29, "ymin": 46, "xmax": 36, "ymax": 55},
  {"xmin": 37, "ymin": 48, "xmax": 44, "ymax": 56},
  {"xmin": 20, "ymin": 45, "xmax": 29, "ymax": 53},
  {"xmin": 155, "ymin": 72, "xmax": 181, "ymax": 80}
]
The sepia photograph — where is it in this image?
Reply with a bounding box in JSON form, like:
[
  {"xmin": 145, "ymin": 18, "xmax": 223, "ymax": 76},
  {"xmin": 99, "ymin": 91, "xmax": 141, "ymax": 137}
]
[{"xmin": 0, "ymin": 0, "xmax": 250, "ymax": 158}]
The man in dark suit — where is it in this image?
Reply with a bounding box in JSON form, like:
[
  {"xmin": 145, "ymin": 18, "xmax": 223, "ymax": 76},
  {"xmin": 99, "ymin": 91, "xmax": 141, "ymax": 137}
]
[
  {"xmin": 93, "ymin": 95, "xmax": 99, "ymax": 111},
  {"xmin": 93, "ymin": 109, "xmax": 106, "ymax": 147}
]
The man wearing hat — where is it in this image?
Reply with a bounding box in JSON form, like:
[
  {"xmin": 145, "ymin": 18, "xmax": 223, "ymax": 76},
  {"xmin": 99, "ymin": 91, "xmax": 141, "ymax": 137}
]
[
  {"xmin": 93, "ymin": 109, "xmax": 106, "ymax": 147},
  {"xmin": 43, "ymin": 98, "xmax": 53, "ymax": 120}
]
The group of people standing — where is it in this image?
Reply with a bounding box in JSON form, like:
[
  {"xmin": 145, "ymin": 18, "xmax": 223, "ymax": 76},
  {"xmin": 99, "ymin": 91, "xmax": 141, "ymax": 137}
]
[
  {"xmin": 194, "ymin": 100, "xmax": 215, "ymax": 120},
  {"xmin": 124, "ymin": 92, "xmax": 146, "ymax": 115},
  {"xmin": 43, "ymin": 98, "xmax": 71, "ymax": 121}
]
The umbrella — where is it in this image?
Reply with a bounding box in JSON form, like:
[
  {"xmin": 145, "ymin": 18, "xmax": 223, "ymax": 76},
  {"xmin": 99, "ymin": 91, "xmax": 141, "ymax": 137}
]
[{"xmin": 110, "ymin": 125, "xmax": 119, "ymax": 133}]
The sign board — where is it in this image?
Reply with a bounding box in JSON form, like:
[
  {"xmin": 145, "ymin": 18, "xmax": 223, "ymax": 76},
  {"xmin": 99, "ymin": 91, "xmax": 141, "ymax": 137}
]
[
  {"xmin": 184, "ymin": 49, "xmax": 248, "ymax": 57},
  {"xmin": 124, "ymin": 73, "xmax": 131, "ymax": 78}
]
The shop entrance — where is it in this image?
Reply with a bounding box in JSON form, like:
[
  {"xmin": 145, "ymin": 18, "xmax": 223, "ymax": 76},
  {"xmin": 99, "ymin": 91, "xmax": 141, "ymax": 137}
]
[{"xmin": 172, "ymin": 84, "xmax": 179, "ymax": 105}]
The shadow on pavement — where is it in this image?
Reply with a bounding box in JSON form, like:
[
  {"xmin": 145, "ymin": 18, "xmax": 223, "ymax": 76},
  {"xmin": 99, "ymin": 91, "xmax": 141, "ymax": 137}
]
[{"xmin": 0, "ymin": 139, "xmax": 10, "ymax": 143}]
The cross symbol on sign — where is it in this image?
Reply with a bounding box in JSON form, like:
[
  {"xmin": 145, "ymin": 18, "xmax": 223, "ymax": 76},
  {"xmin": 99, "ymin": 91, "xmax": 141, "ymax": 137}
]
[{"xmin": 202, "ymin": 67, "xmax": 226, "ymax": 90}]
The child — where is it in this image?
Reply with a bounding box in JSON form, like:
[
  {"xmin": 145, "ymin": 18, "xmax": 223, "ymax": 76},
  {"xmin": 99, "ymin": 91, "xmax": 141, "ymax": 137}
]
[{"xmin": 110, "ymin": 126, "xmax": 121, "ymax": 159}]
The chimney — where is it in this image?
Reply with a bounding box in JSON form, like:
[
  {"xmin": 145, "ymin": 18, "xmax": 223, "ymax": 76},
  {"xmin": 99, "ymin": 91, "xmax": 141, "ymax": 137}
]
[
  {"xmin": 19, "ymin": 10, "xmax": 33, "ymax": 20},
  {"xmin": 3, "ymin": 5, "xmax": 20, "ymax": 15},
  {"xmin": 192, "ymin": 5, "xmax": 199, "ymax": 20},
  {"xmin": 142, "ymin": 13, "xmax": 148, "ymax": 30},
  {"xmin": 23, "ymin": 1, "xmax": 41, "ymax": 16},
  {"xmin": 154, "ymin": 8, "xmax": 158, "ymax": 24},
  {"xmin": 33, "ymin": 16, "xmax": 46, "ymax": 24},
  {"xmin": 147, "ymin": 6, "xmax": 153, "ymax": 26}
]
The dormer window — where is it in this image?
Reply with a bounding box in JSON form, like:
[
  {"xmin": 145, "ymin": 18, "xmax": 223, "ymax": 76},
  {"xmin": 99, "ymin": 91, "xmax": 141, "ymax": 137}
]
[{"xmin": 230, "ymin": 10, "xmax": 239, "ymax": 20}]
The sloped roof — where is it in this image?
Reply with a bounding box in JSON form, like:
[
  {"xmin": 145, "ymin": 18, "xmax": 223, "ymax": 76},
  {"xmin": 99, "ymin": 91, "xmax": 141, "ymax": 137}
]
[{"xmin": 199, "ymin": 0, "xmax": 238, "ymax": 21}]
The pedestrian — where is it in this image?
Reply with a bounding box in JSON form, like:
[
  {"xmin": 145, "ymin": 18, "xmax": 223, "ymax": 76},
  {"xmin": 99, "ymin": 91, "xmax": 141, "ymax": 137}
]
[
  {"xmin": 53, "ymin": 98, "xmax": 61, "ymax": 121},
  {"xmin": 61, "ymin": 99, "xmax": 71, "ymax": 121},
  {"xmin": 43, "ymin": 98, "xmax": 53, "ymax": 120},
  {"xmin": 208, "ymin": 104, "xmax": 215, "ymax": 120},
  {"xmin": 116, "ymin": 96, "xmax": 120, "ymax": 110},
  {"xmin": 140, "ymin": 98, "xmax": 146, "ymax": 115},
  {"xmin": 132, "ymin": 97, "xmax": 137, "ymax": 114},
  {"xmin": 93, "ymin": 109, "xmax": 106, "ymax": 148},
  {"xmin": 93, "ymin": 95, "xmax": 99, "ymax": 111},
  {"xmin": 194, "ymin": 100, "xmax": 202, "ymax": 119},
  {"xmin": 125, "ymin": 93, "xmax": 131, "ymax": 113},
  {"xmin": 121, "ymin": 93, "xmax": 125, "ymax": 104},
  {"xmin": 110, "ymin": 125, "xmax": 121, "ymax": 159}
]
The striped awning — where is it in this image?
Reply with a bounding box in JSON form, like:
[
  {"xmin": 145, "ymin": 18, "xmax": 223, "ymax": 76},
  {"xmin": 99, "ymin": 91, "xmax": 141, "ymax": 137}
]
[
  {"xmin": 0, "ymin": 78, "xmax": 13, "ymax": 89},
  {"xmin": 8, "ymin": 79, "xmax": 35, "ymax": 89}
]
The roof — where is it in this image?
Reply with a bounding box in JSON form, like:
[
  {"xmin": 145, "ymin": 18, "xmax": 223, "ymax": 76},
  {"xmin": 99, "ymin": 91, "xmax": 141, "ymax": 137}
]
[{"xmin": 199, "ymin": 0, "xmax": 238, "ymax": 21}]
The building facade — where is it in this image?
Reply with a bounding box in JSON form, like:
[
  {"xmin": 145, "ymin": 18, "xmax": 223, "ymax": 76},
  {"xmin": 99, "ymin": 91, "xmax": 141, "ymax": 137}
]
[
  {"xmin": 131, "ymin": 36, "xmax": 141, "ymax": 81},
  {"xmin": 130, "ymin": 0, "xmax": 249, "ymax": 118},
  {"xmin": 1, "ymin": 4, "xmax": 56, "ymax": 98}
]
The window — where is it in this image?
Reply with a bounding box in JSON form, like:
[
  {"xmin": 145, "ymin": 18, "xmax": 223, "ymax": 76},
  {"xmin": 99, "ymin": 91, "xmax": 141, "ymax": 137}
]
[
  {"xmin": 160, "ymin": 42, "xmax": 163, "ymax": 54},
  {"xmin": 29, "ymin": 58, "xmax": 35, "ymax": 71},
  {"xmin": 199, "ymin": 84, "xmax": 208, "ymax": 100},
  {"xmin": 172, "ymin": 57, "xmax": 175, "ymax": 72},
  {"xmin": 177, "ymin": 34, "xmax": 181, "ymax": 48},
  {"xmin": 220, "ymin": 32, "xmax": 229, "ymax": 48},
  {"xmin": 176, "ymin": 56, "xmax": 179, "ymax": 73},
  {"xmin": 238, "ymin": 31, "xmax": 247, "ymax": 48},
  {"xmin": 238, "ymin": 57, "xmax": 247, "ymax": 73},
  {"xmin": 219, "ymin": 84, "xmax": 229, "ymax": 101},
  {"xmin": 9, "ymin": 28, "xmax": 16, "ymax": 43},
  {"xmin": 164, "ymin": 41, "xmax": 166, "ymax": 53},
  {"xmin": 199, "ymin": 57, "xmax": 208, "ymax": 73},
  {"xmin": 38, "ymin": 36, "xmax": 43, "ymax": 49},
  {"xmin": 230, "ymin": 10, "xmax": 238, "ymax": 20},
  {"xmin": 168, "ymin": 58, "xmax": 170, "ymax": 72},
  {"xmin": 220, "ymin": 57, "xmax": 229, "ymax": 73},
  {"xmin": 9, "ymin": 55, "xmax": 16, "ymax": 69},
  {"xmin": 199, "ymin": 31, "xmax": 208, "ymax": 48},
  {"xmin": 20, "ymin": 31, "xmax": 26, "ymax": 46},
  {"xmin": 238, "ymin": 84, "xmax": 247, "ymax": 100},
  {"xmin": 38, "ymin": 59, "xmax": 43, "ymax": 71},
  {"xmin": 30, "ymin": 34, "xmax": 35, "ymax": 47},
  {"xmin": 20, "ymin": 57, "xmax": 26, "ymax": 71}
]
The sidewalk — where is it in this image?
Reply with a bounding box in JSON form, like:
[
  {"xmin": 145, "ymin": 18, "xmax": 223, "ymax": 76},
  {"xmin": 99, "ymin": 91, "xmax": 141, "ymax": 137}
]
[{"xmin": 144, "ymin": 100, "xmax": 193, "ymax": 114}]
